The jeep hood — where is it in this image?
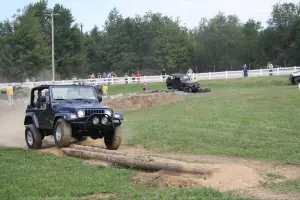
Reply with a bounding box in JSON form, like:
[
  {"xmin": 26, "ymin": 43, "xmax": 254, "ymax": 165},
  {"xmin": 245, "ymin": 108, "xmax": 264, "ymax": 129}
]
[
  {"xmin": 52, "ymin": 102, "xmax": 111, "ymax": 112},
  {"xmin": 184, "ymin": 81, "xmax": 199, "ymax": 85},
  {"xmin": 291, "ymin": 71, "xmax": 300, "ymax": 75}
]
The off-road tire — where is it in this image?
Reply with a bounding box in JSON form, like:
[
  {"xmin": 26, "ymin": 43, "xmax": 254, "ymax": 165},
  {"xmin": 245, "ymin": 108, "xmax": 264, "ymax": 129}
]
[
  {"xmin": 294, "ymin": 77, "xmax": 300, "ymax": 85},
  {"xmin": 291, "ymin": 80, "xmax": 295, "ymax": 85},
  {"xmin": 192, "ymin": 88, "xmax": 199, "ymax": 93},
  {"xmin": 184, "ymin": 87, "xmax": 191, "ymax": 93},
  {"xmin": 104, "ymin": 126, "xmax": 122, "ymax": 150},
  {"xmin": 198, "ymin": 88, "xmax": 205, "ymax": 93},
  {"xmin": 25, "ymin": 124, "xmax": 43, "ymax": 150},
  {"xmin": 74, "ymin": 136, "xmax": 88, "ymax": 141},
  {"xmin": 204, "ymin": 88, "xmax": 211, "ymax": 92},
  {"xmin": 54, "ymin": 118, "xmax": 72, "ymax": 148}
]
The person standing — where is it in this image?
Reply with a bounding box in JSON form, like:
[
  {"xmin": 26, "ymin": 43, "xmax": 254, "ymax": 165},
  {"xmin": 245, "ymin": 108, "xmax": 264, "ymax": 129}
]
[
  {"xmin": 161, "ymin": 68, "xmax": 166, "ymax": 80},
  {"xmin": 267, "ymin": 62, "xmax": 273, "ymax": 76},
  {"xmin": 102, "ymin": 83, "xmax": 108, "ymax": 97},
  {"xmin": 136, "ymin": 71, "xmax": 141, "ymax": 83},
  {"xmin": 142, "ymin": 82, "xmax": 147, "ymax": 92},
  {"xmin": 124, "ymin": 73, "xmax": 129, "ymax": 84},
  {"xmin": 187, "ymin": 68, "xmax": 193, "ymax": 80},
  {"xmin": 243, "ymin": 64, "xmax": 248, "ymax": 78},
  {"xmin": 6, "ymin": 84, "xmax": 14, "ymax": 105}
]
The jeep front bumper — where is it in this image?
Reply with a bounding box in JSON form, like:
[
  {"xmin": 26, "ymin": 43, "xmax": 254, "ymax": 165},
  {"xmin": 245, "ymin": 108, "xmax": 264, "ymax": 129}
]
[{"xmin": 68, "ymin": 113, "xmax": 123, "ymax": 131}]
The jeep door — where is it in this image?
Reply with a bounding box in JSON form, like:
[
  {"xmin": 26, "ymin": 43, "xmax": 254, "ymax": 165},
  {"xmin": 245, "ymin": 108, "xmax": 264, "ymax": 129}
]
[
  {"xmin": 173, "ymin": 77, "xmax": 182, "ymax": 89},
  {"xmin": 166, "ymin": 76, "xmax": 173, "ymax": 87},
  {"xmin": 38, "ymin": 89, "xmax": 54, "ymax": 130}
]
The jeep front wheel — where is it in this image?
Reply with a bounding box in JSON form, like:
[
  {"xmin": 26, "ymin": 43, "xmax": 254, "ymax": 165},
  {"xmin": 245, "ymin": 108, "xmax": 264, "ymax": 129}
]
[
  {"xmin": 104, "ymin": 126, "xmax": 122, "ymax": 150},
  {"xmin": 54, "ymin": 118, "xmax": 72, "ymax": 148},
  {"xmin": 25, "ymin": 124, "xmax": 43, "ymax": 149}
]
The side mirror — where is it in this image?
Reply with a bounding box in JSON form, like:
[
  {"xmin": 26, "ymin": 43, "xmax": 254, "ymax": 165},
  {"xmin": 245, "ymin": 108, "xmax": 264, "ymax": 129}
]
[{"xmin": 97, "ymin": 95, "xmax": 102, "ymax": 103}]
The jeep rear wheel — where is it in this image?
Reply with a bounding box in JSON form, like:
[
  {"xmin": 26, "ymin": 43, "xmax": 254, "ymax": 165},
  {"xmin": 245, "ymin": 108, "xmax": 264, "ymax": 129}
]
[
  {"xmin": 294, "ymin": 77, "xmax": 300, "ymax": 84},
  {"xmin": 75, "ymin": 136, "xmax": 88, "ymax": 141},
  {"xmin": 25, "ymin": 124, "xmax": 42, "ymax": 149},
  {"xmin": 104, "ymin": 126, "xmax": 122, "ymax": 150},
  {"xmin": 54, "ymin": 118, "xmax": 72, "ymax": 148},
  {"xmin": 204, "ymin": 88, "xmax": 211, "ymax": 92},
  {"xmin": 198, "ymin": 88, "xmax": 205, "ymax": 93}
]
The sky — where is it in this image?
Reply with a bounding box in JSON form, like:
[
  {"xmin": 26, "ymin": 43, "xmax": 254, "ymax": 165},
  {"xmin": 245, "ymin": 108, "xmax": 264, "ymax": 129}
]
[{"xmin": 0, "ymin": 0, "xmax": 298, "ymax": 32}]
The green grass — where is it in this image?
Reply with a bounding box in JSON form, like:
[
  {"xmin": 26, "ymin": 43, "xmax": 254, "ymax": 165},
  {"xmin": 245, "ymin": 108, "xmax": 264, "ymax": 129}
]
[
  {"xmin": 265, "ymin": 179, "xmax": 300, "ymax": 193},
  {"xmin": 265, "ymin": 173, "xmax": 284, "ymax": 180},
  {"xmin": 122, "ymin": 76, "xmax": 300, "ymax": 164},
  {"xmin": 107, "ymin": 82, "xmax": 165, "ymax": 95},
  {"xmin": 0, "ymin": 148, "xmax": 252, "ymax": 200}
]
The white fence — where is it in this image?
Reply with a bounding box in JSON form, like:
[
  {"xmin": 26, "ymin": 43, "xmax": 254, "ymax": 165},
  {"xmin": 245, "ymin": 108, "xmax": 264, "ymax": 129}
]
[{"xmin": 0, "ymin": 66, "xmax": 298, "ymax": 89}]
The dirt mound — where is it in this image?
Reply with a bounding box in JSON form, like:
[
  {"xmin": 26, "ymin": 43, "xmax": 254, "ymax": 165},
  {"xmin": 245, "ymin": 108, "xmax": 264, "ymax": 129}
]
[
  {"xmin": 132, "ymin": 163, "xmax": 263, "ymax": 191},
  {"xmin": 103, "ymin": 92, "xmax": 184, "ymax": 110}
]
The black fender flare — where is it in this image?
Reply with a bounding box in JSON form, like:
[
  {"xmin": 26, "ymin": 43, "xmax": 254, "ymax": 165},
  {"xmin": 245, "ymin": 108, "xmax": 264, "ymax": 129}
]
[
  {"xmin": 53, "ymin": 113, "xmax": 75, "ymax": 128},
  {"xmin": 24, "ymin": 113, "xmax": 39, "ymax": 128}
]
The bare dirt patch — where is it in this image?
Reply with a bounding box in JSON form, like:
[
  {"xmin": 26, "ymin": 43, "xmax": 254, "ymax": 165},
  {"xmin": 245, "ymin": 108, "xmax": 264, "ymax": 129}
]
[
  {"xmin": 76, "ymin": 193, "xmax": 115, "ymax": 200},
  {"xmin": 103, "ymin": 92, "xmax": 184, "ymax": 111},
  {"xmin": 133, "ymin": 163, "xmax": 263, "ymax": 191}
]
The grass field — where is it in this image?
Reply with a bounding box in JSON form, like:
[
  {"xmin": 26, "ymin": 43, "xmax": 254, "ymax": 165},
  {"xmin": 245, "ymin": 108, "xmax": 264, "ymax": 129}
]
[
  {"xmin": 1, "ymin": 75, "xmax": 300, "ymax": 199},
  {"xmin": 123, "ymin": 76, "xmax": 300, "ymax": 164}
]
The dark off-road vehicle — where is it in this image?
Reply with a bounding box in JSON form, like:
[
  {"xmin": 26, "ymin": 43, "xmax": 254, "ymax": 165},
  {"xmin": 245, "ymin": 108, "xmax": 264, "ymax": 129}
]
[
  {"xmin": 24, "ymin": 84, "xmax": 123, "ymax": 150},
  {"xmin": 289, "ymin": 71, "xmax": 300, "ymax": 84},
  {"xmin": 166, "ymin": 74, "xmax": 211, "ymax": 93}
]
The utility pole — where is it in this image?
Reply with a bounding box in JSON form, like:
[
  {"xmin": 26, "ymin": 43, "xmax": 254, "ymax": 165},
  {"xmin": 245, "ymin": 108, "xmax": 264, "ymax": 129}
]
[
  {"xmin": 44, "ymin": 11, "xmax": 60, "ymax": 82},
  {"xmin": 80, "ymin": 23, "xmax": 84, "ymax": 54},
  {"xmin": 80, "ymin": 23, "xmax": 83, "ymax": 45},
  {"xmin": 79, "ymin": 23, "xmax": 84, "ymax": 70}
]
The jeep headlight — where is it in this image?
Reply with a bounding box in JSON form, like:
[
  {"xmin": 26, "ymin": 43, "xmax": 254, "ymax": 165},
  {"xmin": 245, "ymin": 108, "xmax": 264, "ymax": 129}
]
[
  {"xmin": 104, "ymin": 109, "xmax": 112, "ymax": 116},
  {"xmin": 77, "ymin": 109, "xmax": 85, "ymax": 118}
]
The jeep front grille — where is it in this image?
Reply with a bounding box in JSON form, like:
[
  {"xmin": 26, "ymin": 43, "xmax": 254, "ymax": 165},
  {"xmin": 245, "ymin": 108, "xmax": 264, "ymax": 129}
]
[{"xmin": 84, "ymin": 109, "xmax": 105, "ymax": 116}]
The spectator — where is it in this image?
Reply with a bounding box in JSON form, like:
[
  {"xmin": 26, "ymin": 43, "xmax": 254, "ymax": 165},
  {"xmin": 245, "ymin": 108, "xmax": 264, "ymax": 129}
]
[
  {"xmin": 7, "ymin": 84, "xmax": 14, "ymax": 105},
  {"xmin": 107, "ymin": 72, "xmax": 112, "ymax": 84},
  {"xmin": 136, "ymin": 71, "xmax": 141, "ymax": 83},
  {"xmin": 124, "ymin": 73, "xmax": 129, "ymax": 84},
  {"xmin": 131, "ymin": 73, "xmax": 135, "ymax": 83},
  {"xmin": 97, "ymin": 73, "xmax": 101, "ymax": 79},
  {"xmin": 161, "ymin": 68, "xmax": 166, "ymax": 81},
  {"xmin": 91, "ymin": 73, "xmax": 95, "ymax": 79},
  {"xmin": 103, "ymin": 72, "xmax": 107, "ymax": 81},
  {"xmin": 242, "ymin": 64, "xmax": 248, "ymax": 78},
  {"xmin": 187, "ymin": 68, "xmax": 193, "ymax": 80},
  {"xmin": 102, "ymin": 83, "xmax": 108, "ymax": 96},
  {"xmin": 267, "ymin": 62, "xmax": 273, "ymax": 76},
  {"xmin": 142, "ymin": 82, "xmax": 147, "ymax": 92}
]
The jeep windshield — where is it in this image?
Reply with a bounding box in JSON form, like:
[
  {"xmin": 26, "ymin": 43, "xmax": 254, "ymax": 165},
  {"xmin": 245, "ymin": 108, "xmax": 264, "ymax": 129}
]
[
  {"xmin": 51, "ymin": 85, "xmax": 97, "ymax": 101},
  {"xmin": 180, "ymin": 75, "xmax": 190, "ymax": 81}
]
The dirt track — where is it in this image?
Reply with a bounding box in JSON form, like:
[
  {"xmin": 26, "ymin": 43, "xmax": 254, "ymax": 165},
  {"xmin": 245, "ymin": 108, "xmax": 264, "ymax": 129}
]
[{"xmin": 1, "ymin": 93, "xmax": 300, "ymax": 200}]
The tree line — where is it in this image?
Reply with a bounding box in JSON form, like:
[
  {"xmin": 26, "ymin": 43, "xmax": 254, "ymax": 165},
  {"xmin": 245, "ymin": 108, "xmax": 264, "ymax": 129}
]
[{"xmin": 0, "ymin": 0, "xmax": 300, "ymax": 82}]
